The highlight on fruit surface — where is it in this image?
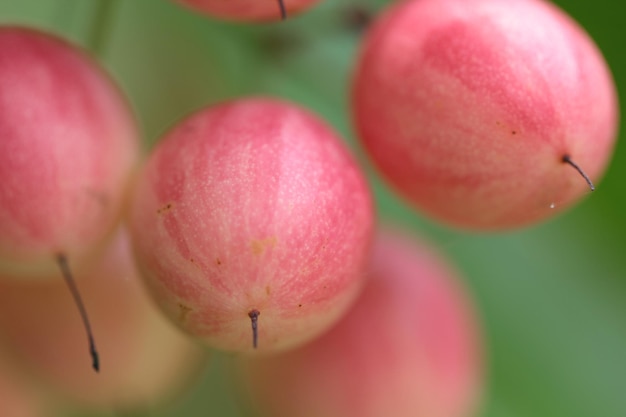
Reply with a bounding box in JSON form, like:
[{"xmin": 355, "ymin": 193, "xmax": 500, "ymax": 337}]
[
  {"xmin": 175, "ymin": 0, "xmax": 321, "ymax": 22},
  {"xmin": 0, "ymin": 229, "xmax": 208, "ymax": 411},
  {"xmin": 234, "ymin": 228, "xmax": 484, "ymax": 417},
  {"xmin": 129, "ymin": 97, "xmax": 375, "ymax": 354},
  {"xmin": 0, "ymin": 26, "xmax": 140, "ymax": 372},
  {"xmin": 352, "ymin": 0, "xmax": 619, "ymax": 230}
]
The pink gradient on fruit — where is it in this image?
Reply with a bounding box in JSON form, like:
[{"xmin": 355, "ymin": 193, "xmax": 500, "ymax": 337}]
[
  {"xmin": 236, "ymin": 229, "xmax": 483, "ymax": 417},
  {"xmin": 129, "ymin": 98, "xmax": 374, "ymax": 353},
  {"xmin": 0, "ymin": 229, "xmax": 207, "ymax": 410},
  {"xmin": 0, "ymin": 27, "xmax": 139, "ymax": 275},
  {"xmin": 176, "ymin": 0, "xmax": 320, "ymax": 22},
  {"xmin": 353, "ymin": 0, "xmax": 618, "ymax": 230}
]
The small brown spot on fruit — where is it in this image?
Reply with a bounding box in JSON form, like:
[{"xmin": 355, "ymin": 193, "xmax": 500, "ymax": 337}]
[
  {"xmin": 215, "ymin": 258, "xmax": 222, "ymax": 266},
  {"xmin": 178, "ymin": 303, "xmax": 192, "ymax": 323},
  {"xmin": 511, "ymin": 130, "xmax": 517, "ymax": 135},
  {"xmin": 265, "ymin": 285, "xmax": 271, "ymax": 295},
  {"xmin": 157, "ymin": 203, "xmax": 174, "ymax": 215},
  {"xmin": 298, "ymin": 304, "xmax": 302, "ymax": 308}
]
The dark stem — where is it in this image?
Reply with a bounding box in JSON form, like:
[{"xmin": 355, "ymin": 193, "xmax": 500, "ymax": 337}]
[
  {"xmin": 56, "ymin": 254, "xmax": 99, "ymax": 372},
  {"xmin": 87, "ymin": 0, "xmax": 119, "ymax": 58},
  {"xmin": 562, "ymin": 154, "xmax": 595, "ymax": 191},
  {"xmin": 340, "ymin": 6, "xmax": 373, "ymax": 33},
  {"xmin": 277, "ymin": 0, "xmax": 287, "ymax": 20},
  {"xmin": 248, "ymin": 309, "xmax": 260, "ymax": 349}
]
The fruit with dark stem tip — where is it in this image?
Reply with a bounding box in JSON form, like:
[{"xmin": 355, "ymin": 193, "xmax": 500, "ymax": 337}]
[
  {"xmin": 0, "ymin": 229, "xmax": 208, "ymax": 410},
  {"xmin": 175, "ymin": 0, "xmax": 320, "ymax": 22},
  {"xmin": 129, "ymin": 97, "xmax": 374, "ymax": 354},
  {"xmin": 0, "ymin": 26, "xmax": 140, "ymax": 371},
  {"xmin": 352, "ymin": 0, "xmax": 618, "ymax": 230}
]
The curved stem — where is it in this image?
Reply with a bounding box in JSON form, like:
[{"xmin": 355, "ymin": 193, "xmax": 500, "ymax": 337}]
[
  {"xmin": 278, "ymin": 0, "xmax": 287, "ymax": 20},
  {"xmin": 562, "ymin": 154, "xmax": 595, "ymax": 191},
  {"xmin": 57, "ymin": 254, "xmax": 99, "ymax": 372},
  {"xmin": 87, "ymin": 0, "xmax": 119, "ymax": 58}
]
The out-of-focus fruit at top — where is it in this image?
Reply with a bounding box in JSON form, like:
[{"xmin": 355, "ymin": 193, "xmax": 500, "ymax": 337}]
[
  {"xmin": 175, "ymin": 0, "xmax": 321, "ymax": 22},
  {"xmin": 0, "ymin": 26, "xmax": 139, "ymax": 276}
]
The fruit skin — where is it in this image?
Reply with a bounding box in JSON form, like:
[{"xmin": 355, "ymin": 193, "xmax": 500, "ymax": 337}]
[
  {"xmin": 353, "ymin": 0, "xmax": 618, "ymax": 230},
  {"xmin": 0, "ymin": 26, "xmax": 139, "ymax": 276},
  {"xmin": 235, "ymin": 228, "xmax": 483, "ymax": 417},
  {"xmin": 129, "ymin": 97, "xmax": 374, "ymax": 354},
  {"xmin": 0, "ymin": 350, "xmax": 46, "ymax": 417},
  {"xmin": 176, "ymin": 0, "xmax": 320, "ymax": 22},
  {"xmin": 0, "ymin": 228, "xmax": 207, "ymax": 410}
]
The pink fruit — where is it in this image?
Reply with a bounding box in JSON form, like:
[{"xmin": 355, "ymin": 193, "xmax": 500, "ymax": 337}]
[
  {"xmin": 129, "ymin": 97, "xmax": 374, "ymax": 353},
  {"xmin": 235, "ymin": 229, "xmax": 483, "ymax": 417},
  {"xmin": 175, "ymin": 0, "xmax": 320, "ymax": 22},
  {"xmin": 0, "ymin": 26, "xmax": 139, "ymax": 276},
  {"xmin": 353, "ymin": 0, "xmax": 618, "ymax": 230},
  {"xmin": 0, "ymin": 229, "xmax": 207, "ymax": 410}
]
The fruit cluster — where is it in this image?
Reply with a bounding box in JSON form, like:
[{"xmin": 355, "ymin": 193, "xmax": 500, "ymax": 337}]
[{"xmin": 0, "ymin": 0, "xmax": 617, "ymax": 416}]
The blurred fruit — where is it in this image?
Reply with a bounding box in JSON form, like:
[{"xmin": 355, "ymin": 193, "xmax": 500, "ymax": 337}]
[
  {"xmin": 0, "ymin": 229, "xmax": 208, "ymax": 411},
  {"xmin": 235, "ymin": 228, "xmax": 483, "ymax": 417}
]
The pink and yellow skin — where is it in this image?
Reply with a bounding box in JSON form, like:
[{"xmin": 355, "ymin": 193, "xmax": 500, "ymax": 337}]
[
  {"xmin": 353, "ymin": 0, "xmax": 618, "ymax": 230},
  {"xmin": 0, "ymin": 26, "xmax": 139, "ymax": 276},
  {"xmin": 0, "ymin": 229, "xmax": 207, "ymax": 410},
  {"xmin": 236, "ymin": 229, "xmax": 484, "ymax": 417},
  {"xmin": 176, "ymin": 0, "xmax": 321, "ymax": 22},
  {"xmin": 129, "ymin": 98, "xmax": 374, "ymax": 354}
]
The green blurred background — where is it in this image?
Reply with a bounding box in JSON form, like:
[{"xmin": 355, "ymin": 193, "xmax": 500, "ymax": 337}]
[{"xmin": 1, "ymin": 0, "xmax": 624, "ymax": 416}]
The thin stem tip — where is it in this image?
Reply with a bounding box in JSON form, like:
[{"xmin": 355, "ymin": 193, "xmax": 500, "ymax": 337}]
[
  {"xmin": 56, "ymin": 254, "xmax": 100, "ymax": 372},
  {"xmin": 248, "ymin": 309, "xmax": 260, "ymax": 349},
  {"xmin": 562, "ymin": 154, "xmax": 595, "ymax": 191},
  {"xmin": 278, "ymin": 0, "xmax": 287, "ymax": 20}
]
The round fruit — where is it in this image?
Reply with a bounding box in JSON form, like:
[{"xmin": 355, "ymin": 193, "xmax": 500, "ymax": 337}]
[
  {"xmin": 129, "ymin": 97, "xmax": 374, "ymax": 353},
  {"xmin": 353, "ymin": 0, "xmax": 618, "ymax": 230},
  {"xmin": 0, "ymin": 26, "xmax": 139, "ymax": 276}
]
